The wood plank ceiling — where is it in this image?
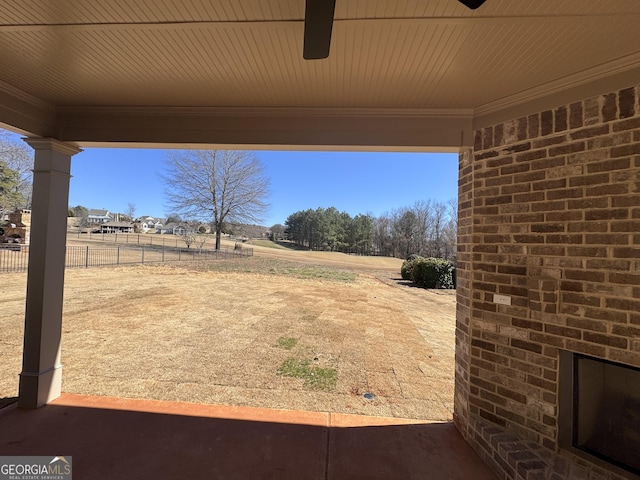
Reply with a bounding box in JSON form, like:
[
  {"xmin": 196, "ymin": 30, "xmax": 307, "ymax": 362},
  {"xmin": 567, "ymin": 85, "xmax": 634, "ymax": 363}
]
[
  {"xmin": 1, "ymin": 0, "xmax": 639, "ymax": 145},
  {"xmin": 1, "ymin": 0, "xmax": 639, "ymax": 108}
]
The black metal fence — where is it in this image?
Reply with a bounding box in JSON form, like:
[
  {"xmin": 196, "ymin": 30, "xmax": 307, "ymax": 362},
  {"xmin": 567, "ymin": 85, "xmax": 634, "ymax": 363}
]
[
  {"xmin": 74, "ymin": 231, "xmax": 185, "ymax": 248},
  {"xmin": 0, "ymin": 244, "xmax": 253, "ymax": 273}
]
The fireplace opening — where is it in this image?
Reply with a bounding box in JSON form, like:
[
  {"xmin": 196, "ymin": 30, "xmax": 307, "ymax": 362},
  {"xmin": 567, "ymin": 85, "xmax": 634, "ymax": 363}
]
[{"xmin": 560, "ymin": 352, "xmax": 640, "ymax": 476}]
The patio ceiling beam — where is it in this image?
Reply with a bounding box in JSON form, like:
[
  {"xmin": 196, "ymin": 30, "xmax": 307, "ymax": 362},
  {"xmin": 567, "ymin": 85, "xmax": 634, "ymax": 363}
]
[
  {"xmin": 0, "ymin": 80, "xmax": 56, "ymax": 137},
  {"xmin": 54, "ymin": 106, "xmax": 474, "ymax": 151}
]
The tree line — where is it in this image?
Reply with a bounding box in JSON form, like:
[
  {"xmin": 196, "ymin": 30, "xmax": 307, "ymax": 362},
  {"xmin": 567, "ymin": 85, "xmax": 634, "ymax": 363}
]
[
  {"xmin": 283, "ymin": 199, "xmax": 457, "ymax": 262},
  {"xmin": 283, "ymin": 207, "xmax": 375, "ymax": 255}
]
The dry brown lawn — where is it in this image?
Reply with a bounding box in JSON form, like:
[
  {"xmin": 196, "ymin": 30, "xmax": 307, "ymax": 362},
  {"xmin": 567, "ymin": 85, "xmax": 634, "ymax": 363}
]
[{"xmin": 0, "ymin": 243, "xmax": 457, "ymax": 420}]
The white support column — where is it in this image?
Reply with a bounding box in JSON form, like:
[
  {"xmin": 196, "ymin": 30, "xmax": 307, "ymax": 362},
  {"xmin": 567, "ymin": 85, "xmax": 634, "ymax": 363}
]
[{"xmin": 18, "ymin": 138, "xmax": 81, "ymax": 409}]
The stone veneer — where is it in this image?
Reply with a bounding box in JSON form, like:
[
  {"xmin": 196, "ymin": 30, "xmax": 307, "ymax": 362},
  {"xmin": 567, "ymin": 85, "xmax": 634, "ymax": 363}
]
[{"xmin": 454, "ymin": 84, "xmax": 640, "ymax": 479}]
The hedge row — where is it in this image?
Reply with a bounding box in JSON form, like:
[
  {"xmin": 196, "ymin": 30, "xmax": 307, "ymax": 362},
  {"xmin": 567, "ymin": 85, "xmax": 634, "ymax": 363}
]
[{"xmin": 401, "ymin": 256, "xmax": 454, "ymax": 289}]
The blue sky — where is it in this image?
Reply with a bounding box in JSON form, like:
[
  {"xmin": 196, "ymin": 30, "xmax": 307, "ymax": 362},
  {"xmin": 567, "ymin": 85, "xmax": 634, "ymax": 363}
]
[
  {"xmin": 4, "ymin": 129, "xmax": 458, "ymax": 226},
  {"xmin": 69, "ymin": 149, "xmax": 458, "ymax": 226}
]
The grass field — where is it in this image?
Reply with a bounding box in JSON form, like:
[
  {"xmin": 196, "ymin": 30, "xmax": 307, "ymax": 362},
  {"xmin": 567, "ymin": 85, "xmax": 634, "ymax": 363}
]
[{"xmin": 0, "ymin": 239, "xmax": 456, "ymax": 420}]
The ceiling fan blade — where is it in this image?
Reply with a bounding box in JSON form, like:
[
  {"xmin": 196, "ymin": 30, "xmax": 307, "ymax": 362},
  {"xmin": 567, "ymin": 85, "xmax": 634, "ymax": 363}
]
[
  {"xmin": 458, "ymin": 0, "xmax": 486, "ymax": 9},
  {"xmin": 303, "ymin": 0, "xmax": 336, "ymax": 60}
]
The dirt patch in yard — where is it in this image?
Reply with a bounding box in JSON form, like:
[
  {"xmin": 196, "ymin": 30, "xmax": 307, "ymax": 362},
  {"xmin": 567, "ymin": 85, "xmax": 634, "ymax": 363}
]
[{"xmin": 0, "ymin": 253, "xmax": 456, "ymax": 420}]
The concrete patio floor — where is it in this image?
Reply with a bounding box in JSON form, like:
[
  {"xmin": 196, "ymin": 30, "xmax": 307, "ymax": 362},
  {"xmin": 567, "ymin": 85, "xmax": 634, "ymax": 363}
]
[{"xmin": 0, "ymin": 394, "xmax": 497, "ymax": 480}]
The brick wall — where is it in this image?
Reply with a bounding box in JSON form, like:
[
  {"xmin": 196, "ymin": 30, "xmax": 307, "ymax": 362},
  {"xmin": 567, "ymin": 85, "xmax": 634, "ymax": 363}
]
[{"xmin": 455, "ymin": 84, "xmax": 640, "ymax": 480}]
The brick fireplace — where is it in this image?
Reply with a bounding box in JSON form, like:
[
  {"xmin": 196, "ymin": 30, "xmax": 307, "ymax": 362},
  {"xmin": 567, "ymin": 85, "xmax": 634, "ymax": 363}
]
[{"xmin": 454, "ymin": 83, "xmax": 640, "ymax": 479}]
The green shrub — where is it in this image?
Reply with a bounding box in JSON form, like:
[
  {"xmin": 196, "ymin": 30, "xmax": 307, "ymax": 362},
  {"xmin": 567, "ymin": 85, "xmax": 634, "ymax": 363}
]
[
  {"xmin": 410, "ymin": 257, "xmax": 454, "ymax": 289},
  {"xmin": 401, "ymin": 255, "xmax": 423, "ymax": 280}
]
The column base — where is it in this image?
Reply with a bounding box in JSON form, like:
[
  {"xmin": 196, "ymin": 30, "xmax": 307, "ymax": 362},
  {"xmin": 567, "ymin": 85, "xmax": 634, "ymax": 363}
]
[{"xmin": 18, "ymin": 365, "xmax": 63, "ymax": 409}]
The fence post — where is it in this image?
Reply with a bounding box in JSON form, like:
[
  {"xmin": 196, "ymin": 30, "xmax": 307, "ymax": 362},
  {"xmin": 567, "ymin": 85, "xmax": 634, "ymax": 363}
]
[
  {"xmin": 162, "ymin": 247, "xmax": 165, "ymax": 263},
  {"xmin": 142, "ymin": 247, "xmax": 145, "ymax": 264},
  {"xmin": 85, "ymin": 246, "xmax": 89, "ymax": 268},
  {"xmin": 178, "ymin": 248, "xmax": 181, "ymax": 261},
  {"xmin": 117, "ymin": 246, "xmax": 120, "ymax": 265}
]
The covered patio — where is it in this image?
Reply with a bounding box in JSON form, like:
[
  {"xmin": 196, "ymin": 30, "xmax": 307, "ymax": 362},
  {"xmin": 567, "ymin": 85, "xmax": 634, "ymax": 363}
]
[
  {"xmin": 0, "ymin": 394, "xmax": 496, "ymax": 479},
  {"xmin": 2, "ymin": 1, "xmax": 640, "ymax": 479}
]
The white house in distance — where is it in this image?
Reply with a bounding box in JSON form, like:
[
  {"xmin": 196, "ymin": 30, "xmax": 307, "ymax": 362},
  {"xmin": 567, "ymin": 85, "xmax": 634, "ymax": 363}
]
[
  {"xmin": 137, "ymin": 215, "xmax": 164, "ymax": 233},
  {"xmin": 157, "ymin": 223, "xmax": 192, "ymax": 235},
  {"xmin": 99, "ymin": 221, "xmax": 134, "ymax": 233},
  {"xmin": 87, "ymin": 209, "xmax": 112, "ymax": 224}
]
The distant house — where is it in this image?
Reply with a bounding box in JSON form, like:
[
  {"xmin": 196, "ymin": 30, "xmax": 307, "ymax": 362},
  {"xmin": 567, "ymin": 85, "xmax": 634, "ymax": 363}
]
[
  {"xmin": 156, "ymin": 223, "xmax": 176, "ymax": 235},
  {"xmin": 137, "ymin": 216, "xmax": 165, "ymax": 233},
  {"xmin": 99, "ymin": 221, "xmax": 134, "ymax": 233},
  {"xmin": 87, "ymin": 209, "xmax": 112, "ymax": 224},
  {"xmin": 157, "ymin": 223, "xmax": 194, "ymax": 235},
  {"xmin": 140, "ymin": 221, "xmax": 163, "ymax": 233}
]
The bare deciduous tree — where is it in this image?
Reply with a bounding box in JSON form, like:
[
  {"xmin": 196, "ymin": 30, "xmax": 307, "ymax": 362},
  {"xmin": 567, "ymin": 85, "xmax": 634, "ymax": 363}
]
[
  {"xmin": 0, "ymin": 130, "xmax": 33, "ymax": 215},
  {"xmin": 125, "ymin": 202, "xmax": 136, "ymax": 222},
  {"xmin": 179, "ymin": 232, "xmax": 196, "ymax": 249},
  {"xmin": 194, "ymin": 234, "xmax": 207, "ymax": 250},
  {"xmin": 412, "ymin": 199, "xmax": 433, "ymax": 255},
  {"xmin": 162, "ymin": 150, "xmax": 270, "ymax": 250},
  {"xmin": 429, "ymin": 201, "xmax": 448, "ymax": 258}
]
